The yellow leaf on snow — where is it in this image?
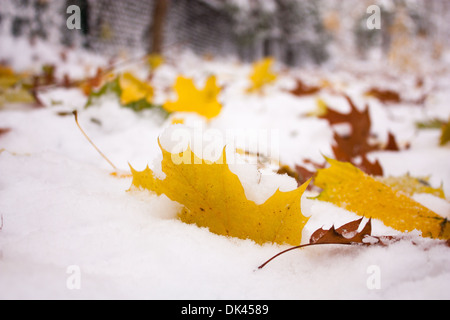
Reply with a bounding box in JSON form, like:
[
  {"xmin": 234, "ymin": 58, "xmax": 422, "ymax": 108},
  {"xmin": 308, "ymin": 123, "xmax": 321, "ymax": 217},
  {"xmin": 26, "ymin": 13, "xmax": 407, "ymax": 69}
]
[
  {"xmin": 130, "ymin": 140, "xmax": 310, "ymax": 245},
  {"xmin": 315, "ymin": 158, "xmax": 450, "ymax": 239},
  {"xmin": 306, "ymin": 98, "xmax": 328, "ymax": 117},
  {"xmin": 163, "ymin": 76, "xmax": 222, "ymax": 119},
  {"xmin": 119, "ymin": 72, "xmax": 154, "ymax": 105},
  {"xmin": 378, "ymin": 175, "xmax": 445, "ymax": 199},
  {"xmin": 441, "ymin": 120, "xmax": 450, "ymax": 146},
  {"xmin": 147, "ymin": 53, "xmax": 164, "ymax": 71},
  {"xmin": 0, "ymin": 66, "xmax": 34, "ymax": 105},
  {"xmin": 247, "ymin": 57, "xmax": 278, "ymax": 93}
]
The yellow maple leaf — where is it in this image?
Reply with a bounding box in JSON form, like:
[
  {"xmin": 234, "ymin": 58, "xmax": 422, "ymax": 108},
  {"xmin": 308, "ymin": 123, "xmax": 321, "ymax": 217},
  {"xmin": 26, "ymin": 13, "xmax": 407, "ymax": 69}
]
[
  {"xmin": 441, "ymin": 120, "xmax": 450, "ymax": 146},
  {"xmin": 247, "ymin": 57, "xmax": 278, "ymax": 93},
  {"xmin": 163, "ymin": 76, "xmax": 222, "ymax": 119},
  {"xmin": 0, "ymin": 65, "xmax": 19, "ymax": 88},
  {"xmin": 129, "ymin": 140, "xmax": 310, "ymax": 245},
  {"xmin": 314, "ymin": 158, "xmax": 450, "ymax": 239},
  {"xmin": 378, "ymin": 175, "xmax": 445, "ymax": 199},
  {"xmin": 0, "ymin": 65, "xmax": 34, "ymax": 106},
  {"xmin": 170, "ymin": 117, "xmax": 185, "ymax": 125},
  {"xmin": 119, "ymin": 72, "xmax": 154, "ymax": 105},
  {"xmin": 147, "ymin": 53, "xmax": 164, "ymax": 71},
  {"xmin": 306, "ymin": 98, "xmax": 328, "ymax": 117}
]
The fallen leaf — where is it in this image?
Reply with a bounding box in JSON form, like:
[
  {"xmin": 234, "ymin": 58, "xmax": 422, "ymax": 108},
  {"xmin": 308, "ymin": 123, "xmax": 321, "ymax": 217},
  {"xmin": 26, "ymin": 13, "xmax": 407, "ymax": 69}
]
[
  {"xmin": 0, "ymin": 65, "xmax": 35, "ymax": 106},
  {"xmin": 84, "ymin": 74, "xmax": 166, "ymax": 114},
  {"xmin": 0, "ymin": 65, "xmax": 22, "ymax": 87},
  {"xmin": 277, "ymin": 165, "xmax": 301, "ymax": 183},
  {"xmin": 147, "ymin": 53, "xmax": 164, "ymax": 71},
  {"xmin": 258, "ymin": 218, "xmax": 399, "ymax": 269},
  {"xmin": 320, "ymin": 96, "xmax": 375, "ymax": 157},
  {"xmin": 415, "ymin": 119, "xmax": 446, "ymax": 129},
  {"xmin": 314, "ymin": 158, "xmax": 450, "ymax": 239},
  {"xmin": 79, "ymin": 67, "xmax": 105, "ymax": 96},
  {"xmin": 1, "ymin": 88, "xmax": 35, "ymax": 106},
  {"xmin": 34, "ymin": 64, "xmax": 56, "ymax": 87},
  {"xmin": 365, "ymin": 87, "xmax": 401, "ymax": 104},
  {"xmin": 84, "ymin": 76, "xmax": 121, "ymax": 108},
  {"xmin": 318, "ymin": 96, "xmax": 404, "ymax": 176},
  {"xmin": 110, "ymin": 171, "xmax": 133, "ymax": 179},
  {"xmin": 259, "ymin": 217, "xmax": 450, "ymax": 269},
  {"xmin": 294, "ymin": 165, "xmax": 316, "ymax": 186},
  {"xmin": 440, "ymin": 120, "xmax": 450, "ymax": 146},
  {"xmin": 247, "ymin": 57, "xmax": 277, "ymax": 93},
  {"xmin": 0, "ymin": 128, "xmax": 11, "ymax": 136},
  {"xmin": 163, "ymin": 75, "xmax": 222, "ymax": 119},
  {"xmin": 309, "ymin": 217, "xmax": 373, "ymax": 245},
  {"xmin": 305, "ymin": 98, "xmax": 328, "ymax": 117},
  {"xmin": 356, "ymin": 155, "xmax": 384, "ymax": 177},
  {"xmin": 130, "ymin": 140, "xmax": 310, "ymax": 245},
  {"xmin": 330, "ymin": 136, "xmax": 384, "ymax": 176},
  {"xmin": 365, "ymin": 86, "xmax": 428, "ymax": 106},
  {"xmin": 385, "ymin": 132, "xmax": 400, "ymax": 151},
  {"xmin": 170, "ymin": 117, "xmax": 185, "ymax": 125},
  {"xmin": 331, "ymin": 131, "xmax": 377, "ymax": 161},
  {"xmin": 378, "ymin": 175, "xmax": 446, "ymax": 199},
  {"xmin": 119, "ymin": 72, "xmax": 154, "ymax": 105},
  {"xmin": 289, "ymin": 78, "xmax": 321, "ymax": 97},
  {"xmin": 277, "ymin": 158, "xmax": 325, "ymax": 189}
]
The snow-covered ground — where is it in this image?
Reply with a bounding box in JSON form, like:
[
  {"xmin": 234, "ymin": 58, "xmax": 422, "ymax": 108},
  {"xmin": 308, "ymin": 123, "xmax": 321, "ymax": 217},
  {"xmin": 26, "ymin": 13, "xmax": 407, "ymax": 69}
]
[{"xmin": 1, "ymin": 39, "xmax": 450, "ymax": 299}]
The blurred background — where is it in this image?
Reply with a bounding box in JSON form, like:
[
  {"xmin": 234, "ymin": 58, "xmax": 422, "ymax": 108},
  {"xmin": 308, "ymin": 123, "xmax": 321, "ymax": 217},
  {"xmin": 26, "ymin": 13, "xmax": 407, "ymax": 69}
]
[{"xmin": 1, "ymin": 0, "xmax": 449, "ymax": 71}]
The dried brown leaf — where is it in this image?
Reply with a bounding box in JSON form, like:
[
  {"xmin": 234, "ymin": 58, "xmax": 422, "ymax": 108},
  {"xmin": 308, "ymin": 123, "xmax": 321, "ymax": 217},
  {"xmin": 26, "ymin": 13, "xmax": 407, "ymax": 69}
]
[
  {"xmin": 0, "ymin": 128, "xmax": 11, "ymax": 136},
  {"xmin": 385, "ymin": 132, "xmax": 400, "ymax": 151},
  {"xmin": 258, "ymin": 216, "xmax": 450, "ymax": 269},
  {"xmin": 257, "ymin": 218, "xmax": 417, "ymax": 269},
  {"xmin": 318, "ymin": 96, "xmax": 406, "ymax": 176},
  {"xmin": 310, "ymin": 218, "xmax": 372, "ymax": 245},
  {"xmin": 365, "ymin": 88, "xmax": 401, "ymax": 104},
  {"xmin": 289, "ymin": 78, "xmax": 321, "ymax": 97}
]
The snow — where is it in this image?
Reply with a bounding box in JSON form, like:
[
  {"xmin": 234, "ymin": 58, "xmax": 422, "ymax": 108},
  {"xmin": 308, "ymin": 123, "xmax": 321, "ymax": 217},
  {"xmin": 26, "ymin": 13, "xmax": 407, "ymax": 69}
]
[{"xmin": 1, "ymin": 38, "xmax": 450, "ymax": 300}]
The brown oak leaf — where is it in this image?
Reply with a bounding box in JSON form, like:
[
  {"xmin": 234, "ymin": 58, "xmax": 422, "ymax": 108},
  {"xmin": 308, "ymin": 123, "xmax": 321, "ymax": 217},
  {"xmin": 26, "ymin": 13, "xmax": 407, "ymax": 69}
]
[
  {"xmin": 289, "ymin": 78, "xmax": 321, "ymax": 96},
  {"xmin": 259, "ymin": 218, "xmax": 404, "ymax": 269},
  {"xmin": 309, "ymin": 217, "xmax": 373, "ymax": 245},
  {"xmin": 0, "ymin": 128, "xmax": 11, "ymax": 136},
  {"xmin": 365, "ymin": 88, "xmax": 401, "ymax": 104},
  {"xmin": 319, "ymin": 96, "xmax": 403, "ymax": 176}
]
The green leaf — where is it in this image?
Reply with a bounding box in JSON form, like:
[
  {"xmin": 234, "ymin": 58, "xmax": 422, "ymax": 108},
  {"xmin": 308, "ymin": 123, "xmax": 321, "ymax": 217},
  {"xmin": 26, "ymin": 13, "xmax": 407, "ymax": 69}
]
[
  {"xmin": 416, "ymin": 119, "xmax": 446, "ymax": 129},
  {"xmin": 123, "ymin": 99, "xmax": 169, "ymax": 118},
  {"xmin": 84, "ymin": 77, "xmax": 121, "ymax": 108}
]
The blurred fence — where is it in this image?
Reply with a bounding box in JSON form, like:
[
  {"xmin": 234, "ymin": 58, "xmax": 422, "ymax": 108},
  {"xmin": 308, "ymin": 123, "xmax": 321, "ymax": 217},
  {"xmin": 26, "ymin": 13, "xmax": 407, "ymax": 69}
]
[
  {"xmin": 0, "ymin": 0, "xmax": 237, "ymax": 57},
  {"xmin": 1, "ymin": 0, "xmax": 449, "ymax": 68}
]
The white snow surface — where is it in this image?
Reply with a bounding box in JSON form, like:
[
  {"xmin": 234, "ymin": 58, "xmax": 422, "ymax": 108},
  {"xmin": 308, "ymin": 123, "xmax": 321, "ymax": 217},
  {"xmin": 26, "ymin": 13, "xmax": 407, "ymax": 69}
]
[{"xmin": 1, "ymin": 39, "xmax": 450, "ymax": 299}]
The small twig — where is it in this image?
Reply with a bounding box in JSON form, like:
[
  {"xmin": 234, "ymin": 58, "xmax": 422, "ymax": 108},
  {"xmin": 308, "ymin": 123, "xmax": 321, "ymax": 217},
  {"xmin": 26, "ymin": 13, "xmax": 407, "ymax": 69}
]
[
  {"xmin": 73, "ymin": 110, "xmax": 118, "ymax": 171},
  {"xmin": 0, "ymin": 215, "xmax": 3, "ymax": 231}
]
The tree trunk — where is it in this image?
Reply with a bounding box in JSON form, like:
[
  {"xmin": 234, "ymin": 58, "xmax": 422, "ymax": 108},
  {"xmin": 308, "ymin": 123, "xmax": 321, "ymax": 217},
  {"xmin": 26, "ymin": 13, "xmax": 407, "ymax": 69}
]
[{"xmin": 151, "ymin": 0, "xmax": 169, "ymax": 54}]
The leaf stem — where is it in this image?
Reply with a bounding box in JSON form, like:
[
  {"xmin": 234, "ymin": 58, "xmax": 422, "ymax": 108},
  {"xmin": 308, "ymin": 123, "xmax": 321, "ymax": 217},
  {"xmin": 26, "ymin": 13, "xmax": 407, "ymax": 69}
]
[
  {"xmin": 73, "ymin": 110, "xmax": 118, "ymax": 172},
  {"xmin": 258, "ymin": 242, "xmax": 353, "ymax": 270}
]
